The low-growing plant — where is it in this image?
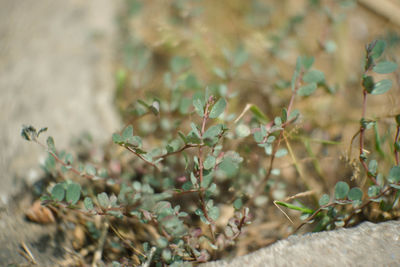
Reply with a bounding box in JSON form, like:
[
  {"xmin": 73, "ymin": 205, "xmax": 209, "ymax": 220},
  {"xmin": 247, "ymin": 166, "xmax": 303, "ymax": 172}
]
[{"xmin": 22, "ymin": 39, "xmax": 399, "ymax": 266}]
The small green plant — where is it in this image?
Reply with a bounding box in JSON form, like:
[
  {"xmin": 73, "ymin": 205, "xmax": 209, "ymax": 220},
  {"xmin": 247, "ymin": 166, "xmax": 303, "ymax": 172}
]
[
  {"xmin": 22, "ymin": 39, "xmax": 399, "ymax": 266},
  {"xmin": 275, "ymin": 40, "xmax": 400, "ymax": 232}
]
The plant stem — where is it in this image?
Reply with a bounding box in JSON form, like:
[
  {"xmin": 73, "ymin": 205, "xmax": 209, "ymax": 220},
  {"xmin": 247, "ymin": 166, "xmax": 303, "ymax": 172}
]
[
  {"xmin": 394, "ymin": 125, "xmax": 400, "ymax": 166},
  {"xmin": 246, "ymin": 69, "xmax": 303, "ymax": 206}
]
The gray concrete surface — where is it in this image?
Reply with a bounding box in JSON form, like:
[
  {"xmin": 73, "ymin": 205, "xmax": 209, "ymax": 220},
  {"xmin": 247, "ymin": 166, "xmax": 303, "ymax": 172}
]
[
  {"xmin": 0, "ymin": 0, "xmax": 121, "ymax": 265},
  {"xmin": 0, "ymin": 0, "xmax": 121, "ymax": 206},
  {"xmin": 203, "ymin": 220, "xmax": 400, "ymax": 267}
]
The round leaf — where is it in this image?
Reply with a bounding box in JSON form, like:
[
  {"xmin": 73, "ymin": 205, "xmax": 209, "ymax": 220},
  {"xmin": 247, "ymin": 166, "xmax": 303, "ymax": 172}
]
[
  {"xmin": 297, "ymin": 83, "xmax": 317, "ymax": 96},
  {"xmin": 203, "ymin": 155, "xmax": 216, "ymax": 170},
  {"xmin": 275, "ymin": 148, "xmax": 288, "ymax": 158},
  {"xmin": 233, "ymin": 198, "xmax": 243, "ymax": 210},
  {"xmin": 84, "ymin": 197, "xmax": 94, "ymax": 211},
  {"xmin": 51, "ymin": 183, "xmax": 65, "ymax": 201},
  {"xmin": 66, "ymin": 183, "xmax": 81, "ymax": 205},
  {"xmin": 208, "ymin": 206, "xmax": 220, "ymax": 221},
  {"xmin": 235, "ymin": 124, "xmax": 251, "ymax": 138},
  {"xmin": 97, "ymin": 192, "xmax": 110, "ymax": 208},
  {"xmin": 367, "ymin": 185, "xmax": 380, "ymax": 197},
  {"xmin": 122, "ymin": 125, "xmax": 134, "ymax": 141},
  {"xmin": 334, "ymin": 181, "xmax": 349, "ymax": 199},
  {"xmin": 319, "ymin": 194, "xmax": 330, "ymax": 206},
  {"xmin": 303, "ymin": 69, "xmax": 325, "ymax": 83},
  {"xmin": 371, "ymin": 40, "xmax": 386, "ymax": 59},
  {"xmin": 388, "ymin": 166, "xmax": 400, "ymax": 183},
  {"xmin": 193, "ymin": 98, "xmax": 204, "ymax": 117},
  {"xmin": 348, "ymin": 187, "xmax": 363, "ymax": 201}
]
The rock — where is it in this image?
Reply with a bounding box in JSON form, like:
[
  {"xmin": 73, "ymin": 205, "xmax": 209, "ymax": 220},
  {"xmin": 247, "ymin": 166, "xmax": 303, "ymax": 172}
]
[
  {"xmin": 0, "ymin": 0, "xmax": 121, "ymax": 206},
  {"xmin": 202, "ymin": 220, "xmax": 400, "ymax": 267},
  {"xmin": 0, "ymin": 0, "xmax": 121, "ymax": 265}
]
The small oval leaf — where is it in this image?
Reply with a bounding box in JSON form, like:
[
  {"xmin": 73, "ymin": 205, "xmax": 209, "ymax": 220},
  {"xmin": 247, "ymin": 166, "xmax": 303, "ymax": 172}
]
[
  {"xmin": 209, "ymin": 98, "xmax": 226, "ymax": 119},
  {"xmin": 297, "ymin": 83, "xmax": 317, "ymax": 96},
  {"xmin": 371, "ymin": 79, "xmax": 392, "ymax": 95},
  {"xmin": 66, "ymin": 183, "xmax": 81, "ymax": 205},
  {"xmin": 334, "ymin": 181, "xmax": 349, "ymax": 199},
  {"xmin": 51, "ymin": 183, "xmax": 65, "ymax": 201},
  {"xmin": 373, "ymin": 61, "xmax": 398, "ymax": 74},
  {"xmin": 348, "ymin": 187, "xmax": 363, "ymax": 201}
]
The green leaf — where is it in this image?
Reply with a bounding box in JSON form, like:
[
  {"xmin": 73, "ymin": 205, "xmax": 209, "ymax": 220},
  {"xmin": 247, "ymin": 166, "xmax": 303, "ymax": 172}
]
[
  {"xmin": 65, "ymin": 153, "xmax": 73, "ymax": 165},
  {"xmin": 178, "ymin": 131, "xmax": 187, "ymax": 144},
  {"xmin": 370, "ymin": 40, "xmax": 386, "ymax": 59},
  {"xmin": 319, "ymin": 194, "xmax": 330, "ymax": 206},
  {"xmin": 288, "ymin": 109, "xmax": 300, "ymax": 121},
  {"xmin": 193, "ymin": 98, "xmax": 204, "ymax": 117},
  {"xmin": 334, "ymin": 181, "xmax": 349, "ymax": 199},
  {"xmin": 179, "ymin": 97, "xmax": 191, "ymax": 114},
  {"xmin": 388, "ymin": 166, "xmax": 400, "ymax": 183},
  {"xmin": 275, "ymin": 201, "xmax": 314, "ymax": 214},
  {"xmin": 209, "ymin": 98, "xmax": 226, "ymax": 119},
  {"xmin": 281, "ymin": 108, "xmax": 288, "ymax": 123},
  {"xmin": 204, "ymin": 155, "xmax": 216, "ymax": 170},
  {"xmin": 371, "ymin": 79, "xmax": 392, "ymax": 95},
  {"xmin": 47, "ymin": 136, "xmax": 56, "ymax": 153},
  {"xmin": 112, "ymin": 133, "xmax": 123, "ymax": 144},
  {"xmin": 166, "ymin": 139, "xmax": 181, "ymax": 153},
  {"xmin": 368, "ymin": 160, "xmax": 378, "ymax": 176},
  {"xmin": 37, "ymin": 127, "xmax": 48, "ymax": 137},
  {"xmin": 213, "ymin": 67, "xmax": 226, "ymax": 79},
  {"xmin": 219, "ymin": 157, "xmax": 239, "ymax": 178},
  {"xmin": 299, "ymin": 56, "xmax": 315, "ymax": 70},
  {"xmin": 373, "ymin": 61, "xmax": 398, "ymax": 74},
  {"xmin": 51, "ymin": 183, "xmax": 65, "ymax": 201},
  {"xmin": 66, "ymin": 183, "xmax": 81, "ymax": 205},
  {"xmin": 122, "ymin": 125, "xmax": 134, "ymax": 141},
  {"xmin": 348, "ymin": 187, "xmax": 363, "ymax": 202},
  {"xmin": 97, "ymin": 192, "xmax": 110, "ymax": 208},
  {"xmin": 367, "ymin": 185, "xmax": 380, "ymax": 197},
  {"xmin": 233, "ymin": 45, "xmax": 249, "ymax": 67},
  {"xmin": 298, "ymin": 83, "xmax": 317, "ymax": 96},
  {"xmin": 190, "ymin": 123, "xmax": 201, "ymax": 139},
  {"xmin": 203, "ymin": 124, "xmax": 223, "ymax": 139},
  {"xmin": 274, "ymin": 116, "xmax": 282, "ymax": 126},
  {"xmin": 253, "ymin": 131, "xmax": 263, "ymax": 143},
  {"xmin": 44, "ymin": 154, "xmax": 56, "ymax": 172},
  {"xmin": 362, "ymin": 75, "xmax": 374, "ymax": 93},
  {"xmin": 86, "ymin": 164, "xmax": 96, "ymax": 176},
  {"xmin": 275, "ymin": 148, "xmax": 288, "ymax": 158},
  {"xmin": 395, "ymin": 114, "xmax": 400, "ymax": 125},
  {"xmin": 303, "ymin": 69, "xmax": 325, "ymax": 84},
  {"xmin": 127, "ymin": 136, "xmax": 142, "ymax": 147},
  {"xmin": 233, "ymin": 198, "xmax": 243, "ymax": 210},
  {"xmin": 250, "ymin": 105, "xmax": 269, "ymax": 124},
  {"xmin": 84, "ymin": 197, "xmax": 94, "ymax": 210},
  {"xmin": 208, "ymin": 206, "xmax": 220, "ymax": 221},
  {"xmin": 235, "ymin": 124, "xmax": 251, "ymax": 138}
]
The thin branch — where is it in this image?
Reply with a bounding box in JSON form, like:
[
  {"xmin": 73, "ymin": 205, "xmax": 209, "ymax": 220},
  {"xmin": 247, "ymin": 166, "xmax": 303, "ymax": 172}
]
[
  {"xmin": 123, "ymin": 145, "xmax": 160, "ymax": 171},
  {"xmin": 246, "ymin": 69, "xmax": 304, "ymax": 206},
  {"xmin": 154, "ymin": 144, "xmax": 199, "ymax": 160},
  {"xmin": 35, "ymin": 140, "xmax": 94, "ymax": 180},
  {"xmin": 394, "ymin": 125, "xmax": 400, "ymax": 166}
]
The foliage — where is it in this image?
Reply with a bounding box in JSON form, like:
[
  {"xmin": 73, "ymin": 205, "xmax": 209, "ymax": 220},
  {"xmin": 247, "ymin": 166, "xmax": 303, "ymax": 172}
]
[{"xmin": 21, "ymin": 0, "xmax": 400, "ymax": 265}]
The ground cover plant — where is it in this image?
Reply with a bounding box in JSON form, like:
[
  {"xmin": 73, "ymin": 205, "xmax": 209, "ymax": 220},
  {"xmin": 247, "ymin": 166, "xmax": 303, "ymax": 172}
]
[{"xmin": 22, "ymin": 0, "xmax": 400, "ymax": 266}]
